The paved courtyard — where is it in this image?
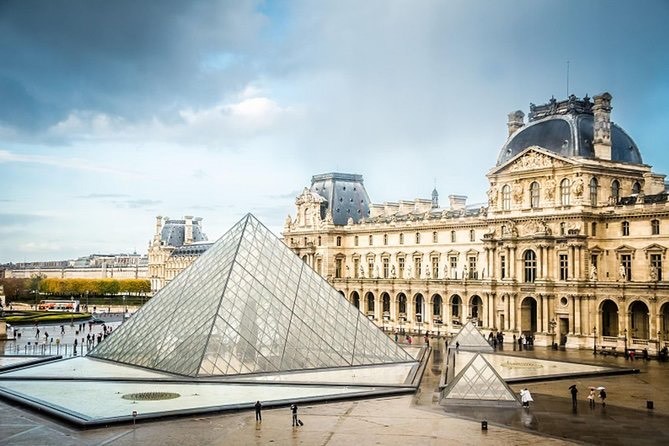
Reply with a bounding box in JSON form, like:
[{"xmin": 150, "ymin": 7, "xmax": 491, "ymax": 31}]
[{"xmin": 1, "ymin": 336, "xmax": 668, "ymax": 445}]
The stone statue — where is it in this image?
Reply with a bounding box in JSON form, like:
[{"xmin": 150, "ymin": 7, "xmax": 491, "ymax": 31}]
[
  {"xmin": 589, "ymin": 265, "xmax": 597, "ymax": 281},
  {"xmin": 443, "ymin": 264, "xmax": 448, "ymax": 278},
  {"xmin": 573, "ymin": 178, "xmax": 584, "ymax": 197},
  {"xmin": 425, "ymin": 267, "xmax": 430, "ymax": 279},
  {"xmin": 406, "ymin": 265, "xmax": 412, "ymax": 278},
  {"xmin": 512, "ymin": 182, "xmax": 524, "ymax": 203},
  {"xmin": 359, "ymin": 265, "xmax": 365, "ymax": 279},
  {"xmin": 391, "ymin": 264, "xmax": 396, "ymax": 278},
  {"xmin": 545, "ymin": 178, "xmax": 556, "ymax": 199},
  {"xmin": 284, "ymin": 214, "xmax": 292, "ymax": 227},
  {"xmin": 618, "ymin": 265, "xmax": 626, "ymax": 281},
  {"xmin": 463, "ymin": 265, "xmax": 469, "ymax": 280},
  {"xmin": 487, "ymin": 186, "xmax": 498, "ymax": 206},
  {"xmin": 346, "ymin": 265, "xmax": 350, "ymax": 278},
  {"xmin": 650, "ymin": 267, "xmax": 658, "ymax": 282},
  {"xmin": 375, "ymin": 266, "xmax": 379, "ymax": 278}
]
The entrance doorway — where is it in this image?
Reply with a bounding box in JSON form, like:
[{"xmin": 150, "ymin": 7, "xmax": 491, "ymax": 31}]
[
  {"xmin": 520, "ymin": 296, "xmax": 537, "ymax": 336},
  {"xmin": 559, "ymin": 317, "xmax": 569, "ymax": 345}
]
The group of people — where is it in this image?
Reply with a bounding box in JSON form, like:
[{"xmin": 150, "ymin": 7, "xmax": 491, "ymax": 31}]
[
  {"xmin": 570, "ymin": 384, "xmax": 607, "ymax": 408},
  {"xmin": 487, "ymin": 331, "xmax": 505, "ymax": 349},
  {"xmin": 253, "ymin": 401, "xmax": 303, "ymax": 427}
]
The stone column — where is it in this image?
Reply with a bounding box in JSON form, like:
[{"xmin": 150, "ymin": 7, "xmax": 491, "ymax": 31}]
[
  {"xmin": 575, "ymin": 295, "xmax": 582, "ymax": 335},
  {"xmin": 541, "ymin": 294, "xmax": 548, "ymax": 332},
  {"xmin": 510, "ymin": 247, "xmax": 516, "ymax": 280},
  {"xmin": 510, "ymin": 293, "xmax": 516, "ymax": 331},
  {"xmin": 538, "ymin": 246, "xmax": 544, "ymax": 279}
]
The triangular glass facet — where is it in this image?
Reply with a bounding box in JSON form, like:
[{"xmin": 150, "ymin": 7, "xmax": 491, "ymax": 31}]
[
  {"xmin": 449, "ymin": 321, "xmax": 494, "ymax": 352},
  {"xmin": 90, "ymin": 214, "xmax": 413, "ymax": 377},
  {"xmin": 442, "ymin": 354, "xmax": 519, "ymax": 405}
]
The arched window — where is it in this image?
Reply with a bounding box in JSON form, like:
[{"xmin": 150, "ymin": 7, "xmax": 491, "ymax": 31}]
[
  {"xmin": 502, "ymin": 185, "xmax": 511, "ymax": 210},
  {"xmin": 611, "ymin": 179, "xmax": 620, "ymax": 203},
  {"xmin": 317, "ymin": 236, "xmax": 321, "ymax": 246},
  {"xmin": 451, "ymin": 295, "xmax": 461, "ymax": 318},
  {"xmin": 415, "ymin": 232, "xmax": 421, "ymax": 244},
  {"xmin": 336, "ymin": 236, "xmax": 342, "ymax": 247},
  {"xmin": 530, "ymin": 181, "xmax": 540, "ymax": 208},
  {"xmin": 469, "ymin": 229, "xmax": 475, "ymax": 242},
  {"xmin": 524, "ymin": 250, "xmax": 537, "ymax": 283},
  {"xmin": 560, "ymin": 179, "xmax": 571, "ymax": 206},
  {"xmin": 589, "ymin": 177, "xmax": 598, "ymax": 206},
  {"xmin": 632, "ymin": 181, "xmax": 641, "ymax": 195},
  {"xmin": 383, "ymin": 234, "xmax": 388, "ymax": 245},
  {"xmin": 368, "ymin": 234, "xmax": 373, "ymax": 245},
  {"xmin": 354, "ymin": 236, "xmax": 359, "ymax": 246},
  {"xmin": 432, "ymin": 231, "xmax": 438, "ymax": 243},
  {"xmin": 450, "ymin": 230, "xmax": 456, "ymax": 242},
  {"xmin": 399, "ymin": 233, "xmax": 404, "ymax": 245}
]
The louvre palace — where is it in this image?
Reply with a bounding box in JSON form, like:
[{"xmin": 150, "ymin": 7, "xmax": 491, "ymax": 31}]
[{"xmin": 283, "ymin": 92, "xmax": 669, "ymax": 354}]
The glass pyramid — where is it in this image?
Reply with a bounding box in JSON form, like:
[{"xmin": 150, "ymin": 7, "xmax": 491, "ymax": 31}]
[
  {"xmin": 441, "ymin": 354, "xmax": 519, "ymax": 406},
  {"xmin": 449, "ymin": 321, "xmax": 494, "ymax": 352},
  {"xmin": 90, "ymin": 214, "xmax": 413, "ymax": 377}
]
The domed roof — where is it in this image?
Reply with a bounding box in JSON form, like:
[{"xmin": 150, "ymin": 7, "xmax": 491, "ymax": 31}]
[
  {"xmin": 310, "ymin": 173, "xmax": 371, "ymax": 225},
  {"xmin": 496, "ymin": 95, "xmax": 642, "ymax": 166},
  {"xmin": 160, "ymin": 219, "xmax": 208, "ymax": 247}
]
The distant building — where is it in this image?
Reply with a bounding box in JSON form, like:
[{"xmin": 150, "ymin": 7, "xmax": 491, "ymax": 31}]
[
  {"xmin": 147, "ymin": 216, "xmax": 212, "ymax": 293},
  {"xmin": 3, "ymin": 253, "xmax": 147, "ymax": 280},
  {"xmin": 283, "ymin": 93, "xmax": 669, "ymax": 354}
]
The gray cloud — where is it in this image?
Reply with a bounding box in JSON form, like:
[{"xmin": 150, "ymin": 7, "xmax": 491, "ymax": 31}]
[
  {"xmin": 0, "ymin": 212, "xmax": 50, "ymax": 225},
  {"xmin": 113, "ymin": 199, "xmax": 163, "ymax": 209}
]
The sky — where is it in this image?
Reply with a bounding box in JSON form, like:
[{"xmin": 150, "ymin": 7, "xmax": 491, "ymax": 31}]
[{"xmin": 1, "ymin": 0, "xmax": 669, "ymax": 263}]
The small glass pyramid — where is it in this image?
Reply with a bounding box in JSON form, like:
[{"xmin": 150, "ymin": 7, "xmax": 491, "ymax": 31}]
[
  {"xmin": 449, "ymin": 321, "xmax": 494, "ymax": 352},
  {"xmin": 441, "ymin": 354, "xmax": 519, "ymax": 406},
  {"xmin": 90, "ymin": 214, "xmax": 413, "ymax": 376}
]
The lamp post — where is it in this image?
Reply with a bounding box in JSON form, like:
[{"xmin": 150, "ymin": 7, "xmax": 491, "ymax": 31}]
[
  {"xmin": 624, "ymin": 328, "xmax": 628, "ymax": 358},
  {"xmin": 593, "ymin": 326, "xmax": 597, "ymax": 354}
]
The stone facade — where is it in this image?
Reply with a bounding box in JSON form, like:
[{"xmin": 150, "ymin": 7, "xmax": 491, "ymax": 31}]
[{"xmin": 283, "ymin": 93, "xmax": 669, "ymax": 354}]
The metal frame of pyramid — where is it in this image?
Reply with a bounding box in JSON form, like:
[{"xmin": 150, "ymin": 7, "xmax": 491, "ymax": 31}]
[
  {"xmin": 90, "ymin": 213, "xmax": 414, "ymax": 377},
  {"xmin": 448, "ymin": 321, "xmax": 494, "ymax": 352},
  {"xmin": 440, "ymin": 353, "xmax": 520, "ymax": 407}
]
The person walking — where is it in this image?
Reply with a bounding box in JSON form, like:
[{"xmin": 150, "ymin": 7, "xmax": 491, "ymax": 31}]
[
  {"xmin": 254, "ymin": 400, "xmax": 262, "ymax": 422},
  {"xmin": 520, "ymin": 388, "xmax": 533, "ymax": 408},
  {"xmin": 290, "ymin": 403, "xmax": 298, "ymax": 427},
  {"xmin": 455, "ymin": 341, "xmax": 460, "ymax": 353},
  {"xmin": 587, "ymin": 388, "xmax": 596, "ymax": 408},
  {"xmin": 569, "ymin": 385, "xmax": 578, "ymax": 407},
  {"xmin": 599, "ymin": 388, "xmax": 607, "ymax": 407}
]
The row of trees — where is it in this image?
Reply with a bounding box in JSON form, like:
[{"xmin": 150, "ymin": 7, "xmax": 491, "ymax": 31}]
[{"xmin": 0, "ymin": 276, "xmax": 151, "ymax": 299}]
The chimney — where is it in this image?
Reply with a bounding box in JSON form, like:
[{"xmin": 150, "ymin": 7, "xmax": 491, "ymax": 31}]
[
  {"xmin": 593, "ymin": 92, "xmax": 612, "ymax": 160},
  {"xmin": 507, "ymin": 110, "xmax": 525, "ymax": 137},
  {"xmin": 155, "ymin": 215, "xmax": 163, "ymax": 235},
  {"xmin": 449, "ymin": 194, "xmax": 467, "ymax": 210},
  {"xmin": 184, "ymin": 215, "xmax": 193, "ymax": 245}
]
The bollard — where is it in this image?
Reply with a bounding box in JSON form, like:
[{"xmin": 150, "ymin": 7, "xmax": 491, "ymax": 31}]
[
  {"xmin": 647, "ymin": 401, "xmax": 654, "ymax": 409},
  {"xmin": 481, "ymin": 420, "xmax": 488, "ymax": 430}
]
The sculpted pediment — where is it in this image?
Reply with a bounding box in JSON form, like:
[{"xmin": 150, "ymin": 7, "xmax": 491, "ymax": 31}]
[{"xmin": 491, "ymin": 146, "xmax": 574, "ymax": 175}]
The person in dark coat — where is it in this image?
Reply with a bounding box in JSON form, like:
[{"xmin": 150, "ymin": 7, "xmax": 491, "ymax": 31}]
[
  {"xmin": 569, "ymin": 385, "xmax": 578, "ymax": 407},
  {"xmin": 291, "ymin": 403, "xmax": 298, "ymax": 426},
  {"xmin": 255, "ymin": 400, "xmax": 262, "ymax": 421}
]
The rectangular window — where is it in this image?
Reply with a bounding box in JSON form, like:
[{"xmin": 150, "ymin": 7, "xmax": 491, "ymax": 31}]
[
  {"xmin": 382, "ymin": 257, "xmax": 389, "ymax": 278},
  {"xmin": 468, "ymin": 256, "xmax": 477, "ymax": 279},
  {"xmin": 451, "ymin": 231, "xmax": 456, "ymax": 243},
  {"xmin": 431, "ymin": 257, "xmax": 439, "ymax": 278},
  {"xmin": 414, "ymin": 258, "xmax": 422, "ymax": 279},
  {"xmin": 336, "ymin": 236, "xmax": 342, "ymax": 247},
  {"xmin": 335, "ymin": 258, "xmax": 343, "ymax": 278},
  {"xmin": 591, "ymin": 222, "xmax": 597, "ymax": 236},
  {"xmin": 368, "ymin": 235, "xmax": 373, "ymax": 246},
  {"xmin": 398, "ymin": 257, "xmax": 405, "ymax": 279},
  {"xmin": 353, "ymin": 258, "xmax": 360, "ymax": 279},
  {"xmin": 450, "ymin": 256, "xmax": 458, "ymax": 278},
  {"xmin": 621, "ymin": 254, "xmax": 632, "ymax": 281},
  {"xmin": 652, "ymin": 220, "xmax": 660, "ymax": 235},
  {"xmin": 500, "ymin": 255, "xmax": 506, "ymax": 279},
  {"xmin": 383, "ymin": 234, "xmax": 388, "ymax": 245},
  {"xmin": 651, "ymin": 254, "xmax": 662, "ymax": 281},
  {"xmin": 367, "ymin": 258, "xmax": 374, "ymax": 278},
  {"xmin": 622, "ymin": 221, "xmax": 630, "ymax": 236},
  {"xmin": 399, "ymin": 233, "xmax": 404, "ymax": 244},
  {"xmin": 470, "ymin": 230, "xmax": 475, "ymax": 242},
  {"xmin": 559, "ymin": 254, "xmax": 569, "ymax": 280},
  {"xmin": 316, "ymin": 258, "xmax": 322, "ymax": 275},
  {"xmin": 433, "ymin": 231, "xmax": 438, "ymax": 243},
  {"xmin": 354, "ymin": 236, "xmax": 358, "ymax": 246}
]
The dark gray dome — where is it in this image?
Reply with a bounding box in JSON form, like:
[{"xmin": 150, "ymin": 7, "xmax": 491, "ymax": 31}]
[
  {"xmin": 160, "ymin": 219, "xmax": 207, "ymax": 247},
  {"xmin": 310, "ymin": 173, "xmax": 371, "ymax": 225},
  {"xmin": 497, "ymin": 97, "xmax": 642, "ymax": 166}
]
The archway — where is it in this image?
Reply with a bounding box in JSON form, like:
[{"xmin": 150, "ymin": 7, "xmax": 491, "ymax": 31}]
[
  {"xmin": 450, "ymin": 294, "xmax": 462, "ymax": 325},
  {"xmin": 520, "ymin": 296, "xmax": 538, "ymax": 335},
  {"xmin": 397, "ymin": 293, "xmax": 407, "ymax": 317},
  {"xmin": 414, "ymin": 293, "xmax": 425, "ymax": 323},
  {"xmin": 432, "ymin": 294, "xmax": 443, "ymax": 319},
  {"xmin": 629, "ymin": 300, "xmax": 650, "ymax": 339},
  {"xmin": 662, "ymin": 303, "xmax": 669, "ymax": 342},
  {"xmin": 470, "ymin": 295, "xmax": 483, "ymax": 321},
  {"xmin": 365, "ymin": 291, "xmax": 375, "ymax": 316},
  {"xmin": 351, "ymin": 291, "xmax": 360, "ymax": 309},
  {"xmin": 381, "ymin": 292, "xmax": 391, "ymax": 317},
  {"xmin": 600, "ymin": 299, "xmax": 619, "ymax": 337}
]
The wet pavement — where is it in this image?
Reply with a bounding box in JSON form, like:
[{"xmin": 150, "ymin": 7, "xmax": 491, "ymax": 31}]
[{"xmin": 1, "ymin": 336, "xmax": 668, "ymax": 445}]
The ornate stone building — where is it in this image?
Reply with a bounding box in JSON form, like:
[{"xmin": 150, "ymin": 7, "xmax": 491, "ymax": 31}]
[
  {"xmin": 283, "ymin": 93, "xmax": 669, "ymax": 354},
  {"xmin": 147, "ymin": 215, "xmax": 212, "ymax": 293}
]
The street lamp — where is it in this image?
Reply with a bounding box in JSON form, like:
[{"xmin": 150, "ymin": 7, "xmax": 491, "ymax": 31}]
[
  {"xmin": 624, "ymin": 328, "xmax": 628, "ymax": 358},
  {"xmin": 593, "ymin": 326, "xmax": 597, "ymax": 354}
]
